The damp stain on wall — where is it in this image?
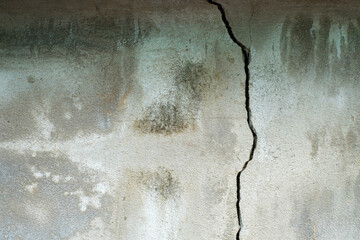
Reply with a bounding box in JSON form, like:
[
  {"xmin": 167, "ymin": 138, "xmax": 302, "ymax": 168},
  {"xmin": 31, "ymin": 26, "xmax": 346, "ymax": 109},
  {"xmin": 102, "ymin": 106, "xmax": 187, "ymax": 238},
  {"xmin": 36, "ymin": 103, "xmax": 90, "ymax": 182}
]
[
  {"xmin": 0, "ymin": 14, "xmax": 158, "ymax": 56},
  {"xmin": 280, "ymin": 14, "xmax": 360, "ymax": 89}
]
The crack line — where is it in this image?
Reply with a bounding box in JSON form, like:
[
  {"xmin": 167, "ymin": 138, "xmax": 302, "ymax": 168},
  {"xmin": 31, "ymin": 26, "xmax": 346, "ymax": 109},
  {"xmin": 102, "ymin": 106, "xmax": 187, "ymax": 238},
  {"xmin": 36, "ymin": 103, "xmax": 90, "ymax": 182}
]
[{"xmin": 207, "ymin": 1, "xmax": 257, "ymax": 239}]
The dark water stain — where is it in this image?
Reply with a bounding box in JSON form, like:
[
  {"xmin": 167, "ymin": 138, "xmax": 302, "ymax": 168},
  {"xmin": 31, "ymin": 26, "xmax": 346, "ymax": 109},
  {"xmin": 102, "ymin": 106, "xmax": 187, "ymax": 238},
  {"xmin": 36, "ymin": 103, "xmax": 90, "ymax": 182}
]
[
  {"xmin": 354, "ymin": 172, "xmax": 360, "ymax": 218},
  {"xmin": 280, "ymin": 17, "xmax": 291, "ymax": 65},
  {"xmin": 326, "ymin": 20, "xmax": 360, "ymax": 96},
  {"xmin": 297, "ymin": 202, "xmax": 314, "ymax": 240},
  {"xmin": 315, "ymin": 17, "xmax": 331, "ymax": 81},
  {"xmin": 346, "ymin": 129, "xmax": 357, "ymax": 149},
  {"xmin": 0, "ymin": 14, "xmax": 157, "ymax": 56},
  {"xmin": 330, "ymin": 125, "xmax": 359, "ymax": 158},
  {"xmin": 174, "ymin": 61, "xmax": 209, "ymax": 102},
  {"xmin": 134, "ymin": 61, "xmax": 213, "ymax": 135},
  {"xmin": 291, "ymin": 189, "xmax": 334, "ymax": 240},
  {"xmin": 0, "ymin": 150, "xmax": 107, "ymax": 240},
  {"xmin": 27, "ymin": 75, "xmax": 36, "ymax": 83},
  {"xmin": 280, "ymin": 14, "xmax": 360, "ymax": 96},
  {"xmin": 0, "ymin": 93, "xmax": 39, "ymax": 142},
  {"xmin": 306, "ymin": 130, "xmax": 326, "ymax": 158},
  {"xmin": 287, "ymin": 15, "xmax": 314, "ymax": 78},
  {"xmin": 280, "ymin": 15, "xmax": 335, "ymax": 81},
  {"xmin": 346, "ymin": 22, "xmax": 360, "ymax": 82}
]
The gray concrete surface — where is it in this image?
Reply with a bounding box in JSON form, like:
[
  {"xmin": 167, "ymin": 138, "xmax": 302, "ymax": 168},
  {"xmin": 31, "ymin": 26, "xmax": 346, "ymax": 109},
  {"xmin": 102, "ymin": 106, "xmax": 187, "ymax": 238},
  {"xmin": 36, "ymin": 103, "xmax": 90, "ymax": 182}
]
[{"xmin": 0, "ymin": 0, "xmax": 359, "ymax": 239}]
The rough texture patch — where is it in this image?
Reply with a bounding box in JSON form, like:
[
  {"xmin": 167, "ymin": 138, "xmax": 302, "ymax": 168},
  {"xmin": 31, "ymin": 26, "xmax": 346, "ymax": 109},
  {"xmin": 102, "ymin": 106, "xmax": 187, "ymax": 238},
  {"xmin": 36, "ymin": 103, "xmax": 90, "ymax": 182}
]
[{"xmin": 0, "ymin": 4, "xmax": 250, "ymax": 240}]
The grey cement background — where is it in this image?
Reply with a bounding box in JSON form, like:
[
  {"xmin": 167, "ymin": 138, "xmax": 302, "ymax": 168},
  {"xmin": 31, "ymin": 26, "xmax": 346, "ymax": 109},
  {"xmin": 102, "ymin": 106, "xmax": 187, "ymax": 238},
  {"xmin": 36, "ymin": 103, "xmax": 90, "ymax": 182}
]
[{"xmin": 0, "ymin": 0, "xmax": 359, "ymax": 239}]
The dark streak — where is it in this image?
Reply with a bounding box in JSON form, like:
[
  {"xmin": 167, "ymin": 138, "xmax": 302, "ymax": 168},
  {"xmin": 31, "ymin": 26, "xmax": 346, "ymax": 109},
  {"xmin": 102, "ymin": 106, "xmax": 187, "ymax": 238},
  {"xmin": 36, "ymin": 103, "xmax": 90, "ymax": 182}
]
[{"xmin": 207, "ymin": 0, "xmax": 257, "ymax": 239}]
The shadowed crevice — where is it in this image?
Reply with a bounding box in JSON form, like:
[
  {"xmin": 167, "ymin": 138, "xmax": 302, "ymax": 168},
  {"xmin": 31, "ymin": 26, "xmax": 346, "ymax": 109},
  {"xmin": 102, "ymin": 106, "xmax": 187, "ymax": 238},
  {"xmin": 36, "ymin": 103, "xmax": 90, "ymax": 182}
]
[{"xmin": 207, "ymin": 1, "xmax": 257, "ymax": 239}]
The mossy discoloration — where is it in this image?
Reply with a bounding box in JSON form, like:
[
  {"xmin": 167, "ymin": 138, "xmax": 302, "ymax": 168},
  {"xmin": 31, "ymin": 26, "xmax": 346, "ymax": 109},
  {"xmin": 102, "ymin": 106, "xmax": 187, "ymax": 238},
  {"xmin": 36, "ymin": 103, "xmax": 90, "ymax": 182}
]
[
  {"xmin": 174, "ymin": 62, "xmax": 209, "ymax": 102},
  {"xmin": 135, "ymin": 168, "xmax": 181, "ymax": 200},
  {"xmin": 134, "ymin": 61, "xmax": 213, "ymax": 135},
  {"xmin": 0, "ymin": 150, "xmax": 107, "ymax": 239},
  {"xmin": 134, "ymin": 101, "xmax": 189, "ymax": 135}
]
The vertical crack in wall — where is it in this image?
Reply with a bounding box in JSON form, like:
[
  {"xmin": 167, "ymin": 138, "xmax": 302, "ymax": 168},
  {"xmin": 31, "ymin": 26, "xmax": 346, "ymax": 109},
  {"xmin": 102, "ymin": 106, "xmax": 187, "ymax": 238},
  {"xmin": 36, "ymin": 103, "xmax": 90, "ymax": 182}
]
[{"xmin": 207, "ymin": 1, "xmax": 257, "ymax": 239}]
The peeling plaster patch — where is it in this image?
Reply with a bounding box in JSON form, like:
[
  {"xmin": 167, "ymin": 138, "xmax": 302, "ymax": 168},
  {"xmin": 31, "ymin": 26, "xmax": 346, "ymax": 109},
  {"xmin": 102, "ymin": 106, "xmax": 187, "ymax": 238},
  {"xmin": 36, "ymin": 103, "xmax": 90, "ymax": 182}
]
[
  {"xmin": 70, "ymin": 182, "xmax": 110, "ymax": 212},
  {"xmin": 94, "ymin": 182, "xmax": 110, "ymax": 195},
  {"xmin": 0, "ymin": 150, "xmax": 109, "ymax": 239},
  {"xmin": 64, "ymin": 112, "xmax": 72, "ymax": 120},
  {"xmin": 52, "ymin": 175, "xmax": 60, "ymax": 183},
  {"xmin": 0, "ymin": 132, "xmax": 112, "ymax": 172},
  {"xmin": 31, "ymin": 166, "xmax": 45, "ymax": 179},
  {"xmin": 70, "ymin": 190, "xmax": 102, "ymax": 212}
]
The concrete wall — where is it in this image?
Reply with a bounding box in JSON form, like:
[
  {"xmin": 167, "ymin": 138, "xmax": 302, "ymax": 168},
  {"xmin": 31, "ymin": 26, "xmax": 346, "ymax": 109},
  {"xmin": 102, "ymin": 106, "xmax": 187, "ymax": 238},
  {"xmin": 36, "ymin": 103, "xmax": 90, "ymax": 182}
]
[{"xmin": 0, "ymin": 1, "xmax": 359, "ymax": 239}]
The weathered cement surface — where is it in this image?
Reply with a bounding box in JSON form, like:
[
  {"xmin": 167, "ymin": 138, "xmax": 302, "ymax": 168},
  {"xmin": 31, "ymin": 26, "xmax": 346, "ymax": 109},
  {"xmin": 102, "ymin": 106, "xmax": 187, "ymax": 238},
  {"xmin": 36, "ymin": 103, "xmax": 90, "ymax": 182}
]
[
  {"xmin": 0, "ymin": 0, "xmax": 359, "ymax": 239},
  {"xmin": 0, "ymin": 2, "xmax": 251, "ymax": 239},
  {"xmin": 219, "ymin": 0, "xmax": 360, "ymax": 239}
]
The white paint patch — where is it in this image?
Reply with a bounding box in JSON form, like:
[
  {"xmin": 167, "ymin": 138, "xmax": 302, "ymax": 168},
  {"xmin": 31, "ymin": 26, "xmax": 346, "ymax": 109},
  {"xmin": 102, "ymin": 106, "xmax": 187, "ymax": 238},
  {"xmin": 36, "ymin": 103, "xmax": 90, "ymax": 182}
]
[
  {"xmin": 93, "ymin": 183, "xmax": 109, "ymax": 195},
  {"xmin": 65, "ymin": 176, "xmax": 73, "ymax": 182},
  {"xmin": 31, "ymin": 166, "xmax": 44, "ymax": 179},
  {"xmin": 44, "ymin": 171, "xmax": 51, "ymax": 178},
  {"xmin": 64, "ymin": 112, "xmax": 72, "ymax": 120},
  {"xmin": 52, "ymin": 175, "xmax": 60, "ymax": 183},
  {"xmin": 25, "ymin": 182, "xmax": 38, "ymax": 193},
  {"xmin": 70, "ymin": 182, "xmax": 108, "ymax": 212}
]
